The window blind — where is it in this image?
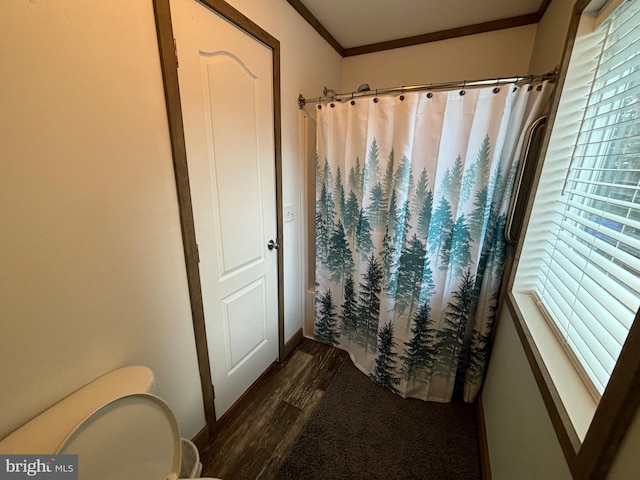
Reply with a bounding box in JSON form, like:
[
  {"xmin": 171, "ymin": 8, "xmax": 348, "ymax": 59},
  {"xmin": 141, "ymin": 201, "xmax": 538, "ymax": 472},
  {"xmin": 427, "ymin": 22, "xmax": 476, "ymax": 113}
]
[{"xmin": 534, "ymin": 0, "xmax": 640, "ymax": 396}]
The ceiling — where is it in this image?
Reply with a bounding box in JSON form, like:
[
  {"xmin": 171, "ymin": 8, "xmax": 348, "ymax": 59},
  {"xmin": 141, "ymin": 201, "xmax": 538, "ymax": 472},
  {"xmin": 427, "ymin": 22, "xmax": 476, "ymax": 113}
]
[{"xmin": 291, "ymin": 0, "xmax": 548, "ymax": 55}]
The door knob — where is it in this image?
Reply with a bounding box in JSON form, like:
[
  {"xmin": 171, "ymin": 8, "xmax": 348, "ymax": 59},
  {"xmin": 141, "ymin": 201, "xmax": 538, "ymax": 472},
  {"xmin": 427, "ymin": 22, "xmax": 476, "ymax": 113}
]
[{"xmin": 267, "ymin": 239, "xmax": 279, "ymax": 251}]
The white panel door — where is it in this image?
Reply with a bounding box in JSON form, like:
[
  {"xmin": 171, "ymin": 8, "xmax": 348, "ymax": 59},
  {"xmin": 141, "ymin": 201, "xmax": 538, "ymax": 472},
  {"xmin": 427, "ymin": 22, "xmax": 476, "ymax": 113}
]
[{"xmin": 171, "ymin": 0, "xmax": 279, "ymax": 419}]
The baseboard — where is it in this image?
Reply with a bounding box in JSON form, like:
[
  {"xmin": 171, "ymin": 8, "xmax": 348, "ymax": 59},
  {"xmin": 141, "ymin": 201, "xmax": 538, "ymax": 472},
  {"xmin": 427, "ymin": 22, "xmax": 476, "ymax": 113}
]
[
  {"xmin": 476, "ymin": 393, "xmax": 493, "ymax": 480},
  {"xmin": 283, "ymin": 327, "xmax": 304, "ymax": 359},
  {"xmin": 191, "ymin": 424, "xmax": 210, "ymax": 451}
]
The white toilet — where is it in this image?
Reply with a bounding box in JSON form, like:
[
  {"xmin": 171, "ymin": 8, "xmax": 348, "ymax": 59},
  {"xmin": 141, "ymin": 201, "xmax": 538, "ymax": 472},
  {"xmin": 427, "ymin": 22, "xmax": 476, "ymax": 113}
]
[{"xmin": 0, "ymin": 366, "xmax": 221, "ymax": 480}]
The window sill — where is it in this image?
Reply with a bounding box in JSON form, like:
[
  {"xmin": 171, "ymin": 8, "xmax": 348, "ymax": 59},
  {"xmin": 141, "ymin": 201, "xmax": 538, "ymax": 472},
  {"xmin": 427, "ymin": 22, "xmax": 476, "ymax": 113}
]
[{"xmin": 507, "ymin": 291, "xmax": 597, "ymax": 448}]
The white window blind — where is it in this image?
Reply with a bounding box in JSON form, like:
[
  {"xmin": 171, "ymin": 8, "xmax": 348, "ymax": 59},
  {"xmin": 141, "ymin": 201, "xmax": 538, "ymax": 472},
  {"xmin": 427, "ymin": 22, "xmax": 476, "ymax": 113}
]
[{"xmin": 534, "ymin": 0, "xmax": 640, "ymax": 396}]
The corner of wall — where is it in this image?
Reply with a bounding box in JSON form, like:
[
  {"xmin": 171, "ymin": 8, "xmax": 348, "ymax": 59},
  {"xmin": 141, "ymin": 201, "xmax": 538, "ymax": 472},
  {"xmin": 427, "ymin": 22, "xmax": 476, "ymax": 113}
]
[{"xmin": 527, "ymin": 0, "xmax": 576, "ymax": 74}]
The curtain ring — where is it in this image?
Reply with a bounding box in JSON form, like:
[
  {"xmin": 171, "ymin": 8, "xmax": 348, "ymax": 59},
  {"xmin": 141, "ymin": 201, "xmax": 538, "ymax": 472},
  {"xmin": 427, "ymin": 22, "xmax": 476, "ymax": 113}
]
[
  {"xmin": 373, "ymin": 89, "xmax": 379, "ymax": 103},
  {"xmin": 493, "ymin": 78, "xmax": 500, "ymax": 94},
  {"xmin": 460, "ymin": 81, "xmax": 466, "ymax": 96},
  {"xmin": 399, "ymin": 86, "xmax": 405, "ymax": 101}
]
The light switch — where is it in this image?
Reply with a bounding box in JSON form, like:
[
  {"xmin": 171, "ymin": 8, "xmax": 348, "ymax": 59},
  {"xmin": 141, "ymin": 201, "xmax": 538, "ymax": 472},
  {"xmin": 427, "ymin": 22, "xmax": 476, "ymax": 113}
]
[{"xmin": 285, "ymin": 204, "xmax": 295, "ymax": 223}]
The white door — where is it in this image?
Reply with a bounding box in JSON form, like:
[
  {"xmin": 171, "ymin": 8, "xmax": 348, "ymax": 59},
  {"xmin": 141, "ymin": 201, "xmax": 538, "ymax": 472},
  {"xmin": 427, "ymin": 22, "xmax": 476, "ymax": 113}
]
[{"xmin": 171, "ymin": 0, "xmax": 279, "ymax": 419}]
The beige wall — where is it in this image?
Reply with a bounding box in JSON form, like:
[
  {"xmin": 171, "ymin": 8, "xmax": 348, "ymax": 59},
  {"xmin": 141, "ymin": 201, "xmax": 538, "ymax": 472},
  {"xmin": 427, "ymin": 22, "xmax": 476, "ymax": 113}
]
[
  {"xmin": 528, "ymin": 0, "xmax": 575, "ymax": 74},
  {"xmin": 0, "ymin": 0, "xmax": 204, "ymax": 440},
  {"xmin": 483, "ymin": 309, "xmax": 573, "ymax": 480},
  {"xmin": 483, "ymin": 0, "xmax": 640, "ymax": 478},
  {"xmin": 340, "ymin": 25, "xmax": 537, "ymax": 93},
  {"xmin": 0, "ymin": 0, "xmax": 340, "ymax": 441},
  {"xmin": 484, "ymin": 308, "xmax": 640, "ymax": 480},
  {"xmin": 607, "ymin": 410, "xmax": 640, "ymax": 479}
]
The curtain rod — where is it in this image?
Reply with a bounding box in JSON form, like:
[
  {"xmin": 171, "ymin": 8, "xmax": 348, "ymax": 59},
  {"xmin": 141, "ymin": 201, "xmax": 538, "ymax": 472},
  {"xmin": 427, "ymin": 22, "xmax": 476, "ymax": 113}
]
[{"xmin": 297, "ymin": 69, "xmax": 558, "ymax": 109}]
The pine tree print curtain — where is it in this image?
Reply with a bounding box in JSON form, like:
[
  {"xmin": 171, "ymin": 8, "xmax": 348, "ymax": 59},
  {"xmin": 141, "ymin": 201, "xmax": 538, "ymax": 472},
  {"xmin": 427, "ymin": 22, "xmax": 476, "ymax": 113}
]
[{"xmin": 315, "ymin": 81, "xmax": 552, "ymax": 402}]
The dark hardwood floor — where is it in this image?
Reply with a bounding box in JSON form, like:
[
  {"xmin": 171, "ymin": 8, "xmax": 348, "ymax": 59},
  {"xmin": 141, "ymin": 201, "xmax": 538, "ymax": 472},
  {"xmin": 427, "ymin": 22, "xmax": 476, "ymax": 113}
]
[{"xmin": 199, "ymin": 338, "xmax": 348, "ymax": 480}]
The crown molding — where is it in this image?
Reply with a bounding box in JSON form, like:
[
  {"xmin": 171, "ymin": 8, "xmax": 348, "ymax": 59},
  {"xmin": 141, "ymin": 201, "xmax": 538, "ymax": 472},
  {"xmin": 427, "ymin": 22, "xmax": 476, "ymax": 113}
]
[{"xmin": 287, "ymin": 0, "xmax": 553, "ymax": 57}]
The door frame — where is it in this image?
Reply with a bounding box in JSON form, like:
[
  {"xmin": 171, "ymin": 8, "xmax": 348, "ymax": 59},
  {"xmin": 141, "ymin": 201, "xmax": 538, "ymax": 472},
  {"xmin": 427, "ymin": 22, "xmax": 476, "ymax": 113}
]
[{"xmin": 153, "ymin": 0, "xmax": 284, "ymax": 438}]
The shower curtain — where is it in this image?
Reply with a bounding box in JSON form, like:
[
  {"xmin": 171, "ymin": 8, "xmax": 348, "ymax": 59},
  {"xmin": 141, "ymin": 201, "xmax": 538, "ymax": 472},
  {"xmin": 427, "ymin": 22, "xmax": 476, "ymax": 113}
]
[{"xmin": 314, "ymin": 81, "xmax": 552, "ymax": 402}]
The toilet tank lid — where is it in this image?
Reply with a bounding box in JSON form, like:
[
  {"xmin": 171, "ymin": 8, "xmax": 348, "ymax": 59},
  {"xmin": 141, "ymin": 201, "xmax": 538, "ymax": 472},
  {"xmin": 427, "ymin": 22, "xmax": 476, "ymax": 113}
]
[{"xmin": 0, "ymin": 366, "xmax": 155, "ymax": 454}]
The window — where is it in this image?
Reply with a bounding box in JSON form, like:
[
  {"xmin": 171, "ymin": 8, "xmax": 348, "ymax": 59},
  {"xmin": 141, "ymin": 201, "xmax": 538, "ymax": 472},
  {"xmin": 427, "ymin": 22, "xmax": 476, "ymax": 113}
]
[
  {"xmin": 533, "ymin": 0, "xmax": 640, "ymax": 398},
  {"xmin": 514, "ymin": 0, "xmax": 640, "ymax": 403}
]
